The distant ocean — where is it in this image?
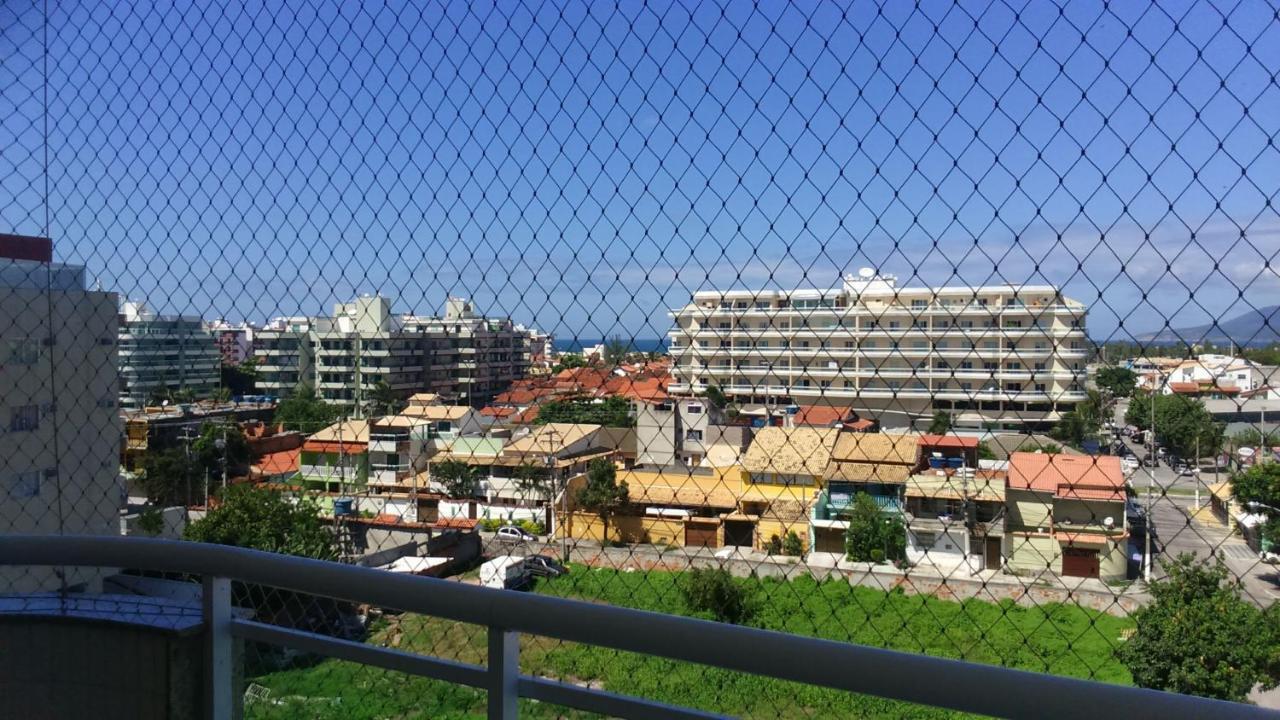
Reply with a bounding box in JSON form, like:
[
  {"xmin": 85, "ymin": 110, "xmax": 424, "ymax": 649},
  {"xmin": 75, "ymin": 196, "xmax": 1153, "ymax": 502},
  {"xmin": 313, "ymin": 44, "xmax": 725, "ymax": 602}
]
[{"xmin": 553, "ymin": 337, "xmax": 668, "ymax": 354}]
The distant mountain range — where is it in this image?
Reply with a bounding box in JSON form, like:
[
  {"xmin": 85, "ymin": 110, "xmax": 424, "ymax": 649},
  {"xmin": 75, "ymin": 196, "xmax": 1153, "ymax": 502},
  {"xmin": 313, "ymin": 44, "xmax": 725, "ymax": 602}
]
[{"xmin": 1135, "ymin": 305, "xmax": 1280, "ymax": 346}]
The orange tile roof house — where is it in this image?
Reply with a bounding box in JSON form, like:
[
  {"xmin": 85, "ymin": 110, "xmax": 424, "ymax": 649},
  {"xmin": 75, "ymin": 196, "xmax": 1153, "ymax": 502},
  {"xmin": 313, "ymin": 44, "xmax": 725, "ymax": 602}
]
[{"xmin": 1004, "ymin": 452, "xmax": 1129, "ymax": 581}]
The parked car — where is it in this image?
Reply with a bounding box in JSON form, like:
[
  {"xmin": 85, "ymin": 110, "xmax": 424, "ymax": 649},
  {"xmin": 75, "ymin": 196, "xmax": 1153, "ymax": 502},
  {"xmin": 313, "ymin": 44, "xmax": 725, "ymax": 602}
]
[
  {"xmin": 522, "ymin": 555, "xmax": 569, "ymax": 578},
  {"xmin": 496, "ymin": 525, "xmax": 537, "ymax": 544},
  {"xmin": 1141, "ymin": 455, "xmax": 1159, "ymax": 467},
  {"xmin": 1121, "ymin": 456, "xmax": 1139, "ymax": 471}
]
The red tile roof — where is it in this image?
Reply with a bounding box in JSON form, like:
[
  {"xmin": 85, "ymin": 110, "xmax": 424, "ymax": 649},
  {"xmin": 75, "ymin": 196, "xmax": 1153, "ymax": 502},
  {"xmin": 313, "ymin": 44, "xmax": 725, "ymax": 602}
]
[
  {"xmin": 434, "ymin": 517, "xmax": 479, "ymax": 530},
  {"xmin": 254, "ymin": 448, "xmax": 300, "ymax": 476},
  {"xmin": 792, "ymin": 404, "xmax": 854, "ymax": 427},
  {"xmin": 510, "ymin": 405, "xmax": 541, "ymax": 424},
  {"xmin": 480, "ymin": 406, "xmax": 517, "ymax": 418},
  {"xmin": 1008, "ymin": 452, "xmax": 1124, "ymax": 499},
  {"xmin": 918, "ymin": 434, "xmax": 979, "ymax": 449}
]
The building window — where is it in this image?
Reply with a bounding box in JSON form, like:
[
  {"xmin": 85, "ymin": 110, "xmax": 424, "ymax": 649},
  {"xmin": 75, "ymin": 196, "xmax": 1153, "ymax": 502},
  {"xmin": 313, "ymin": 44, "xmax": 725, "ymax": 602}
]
[
  {"xmin": 6, "ymin": 339, "xmax": 40, "ymax": 366},
  {"xmin": 9, "ymin": 405, "xmax": 39, "ymax": 432},
  {"xmin": 686, "ymin": 429, "xmax": 703, "ymax": 441},
  {"xmin": 686, "ymin": 403, "xmax": 703, "ymax": 414},
  {"xmin": 9, "ymin": 471, "xmax": 40, "ymax": 498}
]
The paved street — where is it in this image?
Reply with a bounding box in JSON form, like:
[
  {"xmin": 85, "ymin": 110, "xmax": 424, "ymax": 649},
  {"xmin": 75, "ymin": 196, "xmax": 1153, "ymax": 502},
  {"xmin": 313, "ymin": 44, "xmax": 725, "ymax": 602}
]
[{"xmin": 1114, "ymin": 400, "xmax": 1280, "ymax": 605}]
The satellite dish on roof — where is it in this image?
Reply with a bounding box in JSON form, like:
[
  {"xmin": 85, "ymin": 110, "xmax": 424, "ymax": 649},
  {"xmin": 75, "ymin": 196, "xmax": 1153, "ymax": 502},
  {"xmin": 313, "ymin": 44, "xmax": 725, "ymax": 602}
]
[{"xmin": 858, "ymin": 267, "xmax": 875, "ymax": 279}]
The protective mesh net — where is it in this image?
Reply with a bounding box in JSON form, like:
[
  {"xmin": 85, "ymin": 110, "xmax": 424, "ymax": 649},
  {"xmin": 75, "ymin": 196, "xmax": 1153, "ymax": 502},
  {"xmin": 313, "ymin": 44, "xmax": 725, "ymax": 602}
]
[{"xmin": 2, "ymin": 0, "xmax": 1278, "ymax": 717}]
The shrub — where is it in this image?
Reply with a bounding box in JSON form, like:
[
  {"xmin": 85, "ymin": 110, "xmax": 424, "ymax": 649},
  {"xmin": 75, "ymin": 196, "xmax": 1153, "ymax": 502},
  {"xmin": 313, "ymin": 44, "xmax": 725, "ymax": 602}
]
[
  {"xmin": 844, "ymin": 493, "xmax": 906, "ymax": 563},
  {"xmin": 782, "ymin": 531, "xmax": 804, "ymax": 557},
  {"xmin": 764, "ymin": 534, "xmax": 783, "ymax": 556},
  {"xmin": 678, "ymin": 567, "xmax": 754, "ymax": 625}
]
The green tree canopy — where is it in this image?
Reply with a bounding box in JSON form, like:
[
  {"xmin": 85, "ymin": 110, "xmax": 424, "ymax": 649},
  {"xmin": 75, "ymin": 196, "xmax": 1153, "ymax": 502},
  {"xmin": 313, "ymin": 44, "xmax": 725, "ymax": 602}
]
[
  {"xmin": 576, "ymin": 457, "xmax": 629, "ymax": 542},
  {"xmin": 1124, "ymin": 392, "xmax": 1223, "ymax": 458},
  {"xmin": 513, "ymin": 462, "xmax": 553, "ymax": 500},
  {"xmin": 927, "ymin": 410, "xmax": 952, "ymax": 435},
  {"xmin": 274, "ymin": 384, "xmax": 345, "ymax": 432},
  {"xmin": 185, "ymin": 484, "xmax": 336, "ymax": 561},
  {"xmin": 431, "ymin": 459, "xmax": 482, "ymax": 499},
  {"xmin": 1231, "ymin": 462, "xmax": 1280, "ymax": 515},
  {"xmin": 1117, "ymin": 554, "xmax": 1280, "ymax": 702},
  {"xmin": 551, "ymin": 353, "xmax": 587, "ymax": 373},
  {"xmin": 603, "ymin": 336, "xmax": 632, "ymax": 365},
  {"xmin": 1094, "ymin": 366, "xmax": 1137, "ymax": 397},
  {"xmin": 844, "ymin": 493, "xmax": 906, "ymax": 564},
  {"xmin": 139, "ymin": 447, "xmax": 201, "ymax": 507},
  {"xmin": 220, "ymin": 358, "xmax": 259, "ymax": 395},
  {"xmin": 1051, "ymin": 389, "xmax": 1105, "ymax": 448},
  {"xmin": 536, "ymin": 395, "xmax": 634, "ymax": 427},
  {"xmin": 192, "ymin": 420, "xmax": 251, "ymax": 479},
  {"xmin": 365, "ymin": 379, "xmax": 405, "ymax": 417}
]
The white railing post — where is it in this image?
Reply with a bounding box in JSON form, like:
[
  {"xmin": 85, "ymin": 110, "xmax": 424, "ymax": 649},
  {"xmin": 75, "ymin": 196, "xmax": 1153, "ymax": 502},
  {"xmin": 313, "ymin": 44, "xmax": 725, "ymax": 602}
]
[
  {"xmin": 203, "ymin": 575, "xmax": 235, "ymax": 720},
  {"xmin": 487, "ymin": 626, "xmax": 519, "ymax": 720}
]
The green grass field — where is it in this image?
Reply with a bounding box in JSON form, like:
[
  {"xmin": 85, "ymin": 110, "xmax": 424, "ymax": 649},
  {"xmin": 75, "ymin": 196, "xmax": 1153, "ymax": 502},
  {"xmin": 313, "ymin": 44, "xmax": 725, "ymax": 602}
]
[{"xmin": 246, "ymin": 566, "xmax": 1133, "ymax": 719}]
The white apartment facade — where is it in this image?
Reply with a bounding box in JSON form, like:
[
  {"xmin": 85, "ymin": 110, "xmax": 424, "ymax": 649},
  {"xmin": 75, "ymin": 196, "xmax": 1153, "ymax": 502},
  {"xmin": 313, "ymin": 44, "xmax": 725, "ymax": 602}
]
[
  {"xmin": 118, "ymin": 300, "xmax": 221, "ymax": 408},
  {"xmin": 256, "ymin": 295, "xmax": 531, "ymax": 408},
  {"xmin": 0, "ymin": 235, "xmax": 122, "ymax": 593},
  {"xmin": 667, "ymin": 270, "xmax": 1089, "ymax": 430}
]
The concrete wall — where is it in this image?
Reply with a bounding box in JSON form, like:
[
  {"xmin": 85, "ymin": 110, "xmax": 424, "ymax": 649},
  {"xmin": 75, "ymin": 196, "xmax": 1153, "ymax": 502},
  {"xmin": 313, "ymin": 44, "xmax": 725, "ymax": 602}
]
[
  {"xmin": 568, "ymin": 511, "xmax": 685, "ymax": 546},
  {"xmin": 0, "ymin": 286, "xmax": 121, "ymax": 593},
  {"xmin": 635, "ymin": 401, "xmax": 679, "ymax": 466}
]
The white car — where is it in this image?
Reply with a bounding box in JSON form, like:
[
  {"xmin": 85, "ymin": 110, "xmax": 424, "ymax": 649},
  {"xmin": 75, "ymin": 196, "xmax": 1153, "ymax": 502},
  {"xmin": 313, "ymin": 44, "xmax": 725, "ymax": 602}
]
[{"xmin": 496, "ymin": 525, "xmax": 537, "ymax": 544}]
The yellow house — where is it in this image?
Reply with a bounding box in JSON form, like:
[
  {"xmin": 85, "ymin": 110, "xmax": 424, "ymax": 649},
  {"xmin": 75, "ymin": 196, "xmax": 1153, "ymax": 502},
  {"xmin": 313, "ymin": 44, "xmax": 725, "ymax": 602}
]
[
  {"xmin": 739, "ymin": 426, "xmax": 840, "ymax": 551},
  {"xmin": 565, "ymin": 465, "xmax": 742, "ymax": 547}
]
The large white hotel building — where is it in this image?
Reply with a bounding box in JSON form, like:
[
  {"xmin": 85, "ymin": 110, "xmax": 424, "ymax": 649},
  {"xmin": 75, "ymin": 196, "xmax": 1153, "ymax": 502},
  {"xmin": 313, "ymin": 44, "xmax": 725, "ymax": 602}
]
[{"xmin": 666, "ymin": 270, "xmax": 1089, "ymax": 430}]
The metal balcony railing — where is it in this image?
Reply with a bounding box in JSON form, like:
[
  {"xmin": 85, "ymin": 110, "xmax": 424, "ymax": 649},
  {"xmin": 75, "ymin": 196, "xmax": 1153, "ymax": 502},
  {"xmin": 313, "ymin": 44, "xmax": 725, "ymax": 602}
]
[{"xmin": 0, "ymin": 535, "xmax": 1267, "ymax": 720}]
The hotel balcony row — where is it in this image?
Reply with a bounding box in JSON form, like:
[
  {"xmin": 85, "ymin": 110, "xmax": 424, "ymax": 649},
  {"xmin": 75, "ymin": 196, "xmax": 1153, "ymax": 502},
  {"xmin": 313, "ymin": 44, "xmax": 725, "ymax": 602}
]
[
  {"xmin": 669, "ymin": 344, "xmax": 1090, "ymax": 360},
  {"xmin": 665, "ymin": 382, "xmax": 1087, "ymax": 403},
  {"xmin": 669, "ymin": 301, "xmax": 1086, "ymax": 318}
]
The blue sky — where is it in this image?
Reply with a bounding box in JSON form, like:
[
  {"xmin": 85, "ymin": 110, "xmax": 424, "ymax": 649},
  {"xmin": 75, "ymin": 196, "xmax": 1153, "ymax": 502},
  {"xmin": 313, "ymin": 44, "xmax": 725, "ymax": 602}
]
[{"xmin": 3, "ymin": 0, "xmax": 1277, "ymax": 343}]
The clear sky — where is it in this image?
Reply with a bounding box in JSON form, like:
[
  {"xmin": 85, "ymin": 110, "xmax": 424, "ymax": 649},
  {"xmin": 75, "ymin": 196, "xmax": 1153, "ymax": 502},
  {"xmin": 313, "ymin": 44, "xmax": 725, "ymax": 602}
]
[{"xmin": 3, "ymin": 0, "xmax": 1277, "ymax": 343}]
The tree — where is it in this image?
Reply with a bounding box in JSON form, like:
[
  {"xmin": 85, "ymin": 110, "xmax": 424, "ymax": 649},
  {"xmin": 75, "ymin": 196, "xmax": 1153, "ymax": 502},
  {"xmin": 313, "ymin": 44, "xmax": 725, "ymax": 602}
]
[
  {"xmin": 221, "ymin": 358, "xmax": 259, "ymax": 396},
  {"xmin": 576, "ymin": 457, "xmax": 629, "ymax": 543},
  {"xmin": 1231, "ymin": 428, "xmax": 1280, "ymax": 449},
  {"xmin": 927, "ymin": 410, "xmax": 952, "ymax": 435},
  {"xmin": 274, "ymin": 384, "xmax": 344, "ymax": 432},
  {"xmin": 513, "ymin": 462, "xmax": 554, "ymax": 501},
  {"xmin": 432, "ymin": 459, "xmax": 481, "ymax": 499},
  {"xmin": 782, "ymin": 530, "xmax": 804, "ymax": 557},
  {"xmin": 185, "ymin": 484, "xmax": 336, "ymax": 560},
  {"xmin": 679, "ymin": 567, "xmax": 754, "ymax": 624},
  {"xmin": 1231, "ymin": 462, "xmax": 1280, "ymax": 517},
  {"xmin": 844, "ymin": 493, "xmax": 906, "ymax": 563},
  {"xmin": 976, "ymin": 441, "xmax": 996, "ymax": 461},
  {"xmin": 191, "ymin": 420, "xmax": 251, "ymax": 480},
  {"xmin": 1095, "ymin": 366, "xmax": 1137, "ymax": 397},
  {"xmin": 1124, "ymin": 392, "xmax": 1223, "ymax": 458},
  {"xmin": 365, "ymin": 379, "xmax": 405, "ymax": 416},
  {"xmin": 551, "ymin": 353, "xmax": 587, "ymax": 373},
  {"xmin": 1117, "ymin": 554, "xmax": 1280, "ymax": 702},
  {"xmin": 535, "ymin": 396, "xmax": 634, "ymax": 427},
  {"xmin": 603, "ymin": 335, "xmax": 632, "ymax": 365},
  {"xmin": 702, "ymin": 384, "xmax": 730, "ymax": 411},
  {"xmin": 1053, "ymin": 389, "xmax": 1105, "ymax": 448},
  {"xmin": 185, "ymin": 485, "xmax": 342, "ymax": 631},
  {"xmin": 139, "ymin": 447, "xmax": 202, "ymax": 506}
]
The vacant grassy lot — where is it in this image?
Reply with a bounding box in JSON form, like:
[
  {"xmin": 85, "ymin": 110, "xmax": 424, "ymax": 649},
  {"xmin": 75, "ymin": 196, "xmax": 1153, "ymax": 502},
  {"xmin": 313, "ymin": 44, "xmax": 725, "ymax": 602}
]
[{"xmin": 247, "ymin": 566, "xmax": 1133, "ymax": 719}]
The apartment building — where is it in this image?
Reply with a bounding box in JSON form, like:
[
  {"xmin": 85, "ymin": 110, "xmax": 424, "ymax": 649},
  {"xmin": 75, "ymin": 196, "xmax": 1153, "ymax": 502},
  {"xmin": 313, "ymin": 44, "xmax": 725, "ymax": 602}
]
[
  {"xmin": 405, "ymin": 298, "xmax": 529, "ymax": 406},
  {"xmin": 118, "ymin": 301, "xmax": 221, "ymax": 408},
  {"xmin": 206, "ymin": 319, "xmax": 257, "ymax": 366},
  {"xmin": 256, "ymin": 295, "xmax": 529, "ymax": 408},
  {"xmin": 667, "ymin": 269, "xmax": 1089, "ymax": 430},
  {"xmin": 0, "ymin": 235, "xmax": 121, "ymax": 592}
]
